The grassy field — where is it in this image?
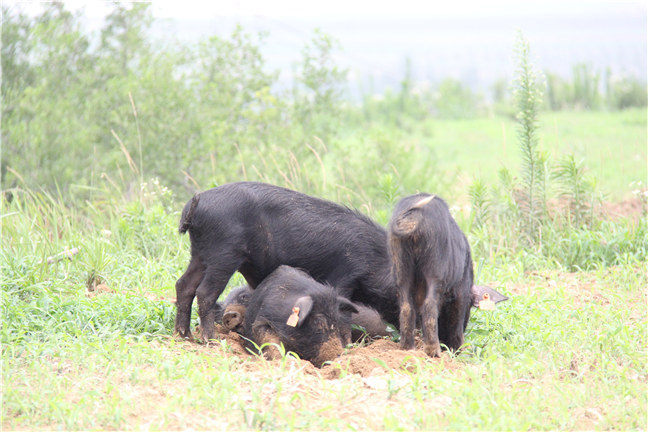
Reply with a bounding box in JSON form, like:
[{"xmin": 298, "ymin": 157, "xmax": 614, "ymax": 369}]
[
  {"xmin": 419, "ymin": 108, "xmax": 646, "ymax": 199},
  {"xmin": 2, "ymin": 110, "xmax": 647, "ymax": 430}
]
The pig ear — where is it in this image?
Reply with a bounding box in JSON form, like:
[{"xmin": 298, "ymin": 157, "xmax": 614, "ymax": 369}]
[
  {"xmin": 293, "ymin": 296, "xmax": 314, "ymax": 327},
  {"xmin": 337, "ymin": 297, "xmax": 359, "ymax": 314},
  {"xmin": 391, "ymin": 211, "xmax": 424, "ymax": 236},
  {"xmin": 471, "ymin": 285, "xmax": 509, "ymax": 307}
]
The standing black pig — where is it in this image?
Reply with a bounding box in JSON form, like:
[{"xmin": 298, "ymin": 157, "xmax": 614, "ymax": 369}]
[
  {"xmin": 225, "ymin": 265, "xmax": 358, "ymax": 365},
  {"xmin": 175, "ymin": 182, "xmax": 398, "ymax": 342},
  {"xmin": 388, "ymin": 194, "xmax": 507, "ymax": 357}
]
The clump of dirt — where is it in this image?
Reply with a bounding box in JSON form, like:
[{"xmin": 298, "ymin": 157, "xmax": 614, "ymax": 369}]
[
  {"xmin": 322, "ymin": 339, "xmax": 429, "ymax": 378},
  {"xmin": 191, "ymin": 324, "xmax": 251, "ymax": 357},
  {"xmin": 214, "ymin": 325, "xmax": 250, "ymax": 356}
]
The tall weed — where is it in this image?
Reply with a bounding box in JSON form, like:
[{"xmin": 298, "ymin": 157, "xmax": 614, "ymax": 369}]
[{"xmin": 468, "ymin": 33, "xmax": 646, "ymax": 270}]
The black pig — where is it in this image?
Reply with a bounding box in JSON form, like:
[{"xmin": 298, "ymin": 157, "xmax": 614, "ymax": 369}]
[
  {"xmin": 388, "ymin": 194, "xmax": 507, "ymax": 357},
  {"xmin": 229, "ymin": 266, "xmax": 358, "ymax": 365},
  {"xmin": 175, "ymin": 182, "xmax": 398, "ymax": 342},
  {"xmin": 176, "ymin": 182, "xmax": 507, "ymax": 350},
  {"xmin": 219, "ymin": 285, "xmax": 389, "ymax": 343}
]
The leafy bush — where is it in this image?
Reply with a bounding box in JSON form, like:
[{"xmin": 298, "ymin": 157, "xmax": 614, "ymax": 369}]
[
  {"xmin": 1, "ymin": 4, "xmax": 350, "ymax": 197},
  {"xmin": 606, "ymin": 72, "xmax": 648, "ymax": 110},
  {"xmin": 545, "ymin": 63, "xmax": 646, "ymax": 111}
]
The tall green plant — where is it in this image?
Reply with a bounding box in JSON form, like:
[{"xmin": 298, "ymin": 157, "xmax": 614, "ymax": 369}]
[
  {"xmin": 468, "ymin": 178, "xmax": 490, "ymax": 231},
  {"xmin": 513, "ymin": 31, "xmax": 547, "ymax": 242},
  {"xmin": 552, "ymin": 155, "xmax": 598, "ymax": 227}
]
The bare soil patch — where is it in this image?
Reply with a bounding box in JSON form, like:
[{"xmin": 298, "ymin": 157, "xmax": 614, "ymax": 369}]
[
  {"xmin": 322, "ymin": 339, "xmax": 430, "ymax": 378},
  {"xmin": 545, "ymin": 195, "xmax": 646, "ymax": 224},
  {"xmin": 601, "ymin": 196, "xmax": 646, "ymax": 222},
  {"xmin": 187, "ymin": 324, "xmax": 445, "ymax": 379}
]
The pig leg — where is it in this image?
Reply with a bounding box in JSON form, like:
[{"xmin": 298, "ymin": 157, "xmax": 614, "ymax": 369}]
[
  {"xmin": 398, "ymin": 283, "xmax": 417, "ymax": 350},
  {"xmin": 393, "ymin": 247, "xmax": 417, "ymax": 350},
  {"xmin": 196, "ymin": 262, "xmax": 241, "ymax": 342},
  {"xmin": 420, "ymin": 280, "xmax": 442, "ymax": 357},
  {"xmin": 438, "ymin": 281, "xmax": 472, "ymax": 351},
  {"xmin": 174, "ymin": 256, "xmax": 205, "ymax": 339}
]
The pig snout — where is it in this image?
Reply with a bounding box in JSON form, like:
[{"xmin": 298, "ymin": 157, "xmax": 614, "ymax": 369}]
[
  {"xmin": 312, "ymin": 337, "xmax": 344, "ymax": 366},
  {"xmin": 223, "ymin": 304, "xmax": 246, "ymax": 331}
]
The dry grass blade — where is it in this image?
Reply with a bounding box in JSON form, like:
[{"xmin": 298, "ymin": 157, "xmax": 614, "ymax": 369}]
[
  {"xmin": 234, "ymin": 143, "xmax": 248, "ymax": 180},
  {"xmin": 181, "ymin": 170, "xmax": 201, "ymax": 190},
  {"xmin": 6, "ymin": 167, "xmax": 26, "ymax": 185},
  {"xmin": 306, "ymin": 143, "xmax": 327, "ymax": 191},
  {"xmin": 111, "ymin": 129, "xmax": 139, "ymax": 175}
]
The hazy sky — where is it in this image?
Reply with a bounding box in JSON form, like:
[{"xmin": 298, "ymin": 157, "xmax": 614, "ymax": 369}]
[
  {"xmin": 9, "ymin": 1, "xmax": 647, "ymax": 93},
  {"xmin": 14, "ymin": 0, "xmax": 641, "ymax": 20}
]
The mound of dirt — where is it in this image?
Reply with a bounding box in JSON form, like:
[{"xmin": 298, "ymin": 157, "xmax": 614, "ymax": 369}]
[
  {"xmin": 186, "ymin": 325, "xmax": 436, "ymax": 378},
  {"xmin": 322, "ymin": 339, "xmax": 429, "ymax": 378}
]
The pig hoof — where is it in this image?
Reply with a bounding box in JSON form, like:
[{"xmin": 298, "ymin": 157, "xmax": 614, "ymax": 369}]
[
  {"xmin": 174, "ymin": 328, "xmax": 193, "ymax": 340},
  {"xmin": 424, "ymin": 343, "xmax": 442, "ymax": 358},
  {"xmin": 202, "ymin": 335, "xmax": 217, "ymax": 345},
  {"xmin": 200, "ymin": 330, "xmax": 216, "ymax": 344},
  {"xmin": 400, "ymin": 340, "xmax": 415, "ymax": 351}
]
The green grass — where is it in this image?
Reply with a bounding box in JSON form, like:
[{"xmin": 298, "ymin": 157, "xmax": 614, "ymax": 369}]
[
  {"xmin": 413, "ymin": 108, "xmax": 646, "ymax": 198},
  {"xmin": 2, "ymin": 167, "xmax": 647, "ymax": 429},
  {"xmin": 3, "ymin": 256, "xmax": 646, "ymax": 429}
]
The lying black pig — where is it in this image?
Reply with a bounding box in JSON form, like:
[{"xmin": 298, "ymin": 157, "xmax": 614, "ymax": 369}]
[
  {"xmin": 219, "ymin": 285, "xmax": 390, "ymax": 343},
  {"xmin": 175, "ymin": 182, "xmax": 399, "ymax": 342},
  {"xmin": 389, "ymin": 194, "xmax": 508, "ymax": 357},
  {"xmin": 220, "ymin": 266, "xmax": 358, "ymax": 365}
]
